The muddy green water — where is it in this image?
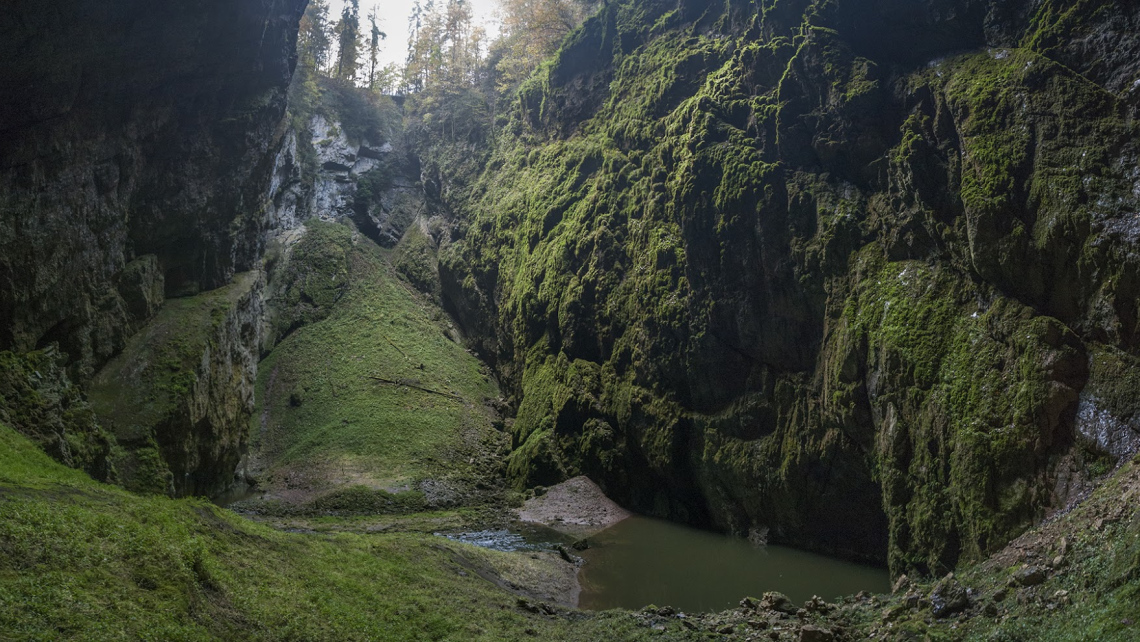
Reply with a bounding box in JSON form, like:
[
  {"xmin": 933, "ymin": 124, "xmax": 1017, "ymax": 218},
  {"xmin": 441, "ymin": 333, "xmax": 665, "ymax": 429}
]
[{"xmin": 577, "ymin": 516, "xmax": 889, "ymax": 612}]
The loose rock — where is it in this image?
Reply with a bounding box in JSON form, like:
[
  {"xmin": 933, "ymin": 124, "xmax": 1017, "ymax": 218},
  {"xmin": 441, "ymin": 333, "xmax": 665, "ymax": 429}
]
[
  {"xmin": 1012, "ymin": 565, "xmax": 1047, "ymax": 587},
  {"xmin": 930, "ymin": 574, "xmax": 970, "ymax": 618},
  {"xmin": 800, "ymin": 625, "xmax": 835, "ymax": 642}
]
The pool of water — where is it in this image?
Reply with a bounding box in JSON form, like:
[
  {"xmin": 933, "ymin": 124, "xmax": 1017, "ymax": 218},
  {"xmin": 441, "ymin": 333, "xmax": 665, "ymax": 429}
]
[
  {"xmin": 577, "ymin": 516, "xmax": 889, "ymax": 612},
  {"xmin": 212, "ymin": 484, "xmax": 263, "ymax": 508}
]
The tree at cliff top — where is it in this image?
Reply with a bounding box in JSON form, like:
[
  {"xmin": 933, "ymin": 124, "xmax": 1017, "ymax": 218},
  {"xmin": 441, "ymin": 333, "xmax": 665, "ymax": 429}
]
[
  {"xmin": 293, "ymin": 0, "xmax": 334, "ymax": 114},
  {"xmin": 335, "ymin": 0, "xmax": 364, "ymax": 82},
  {"xmin": 298, "ymin": 0, "xmax": 334, "ymax": 76},
  {"xmin": 404, "ymin": 0, "xmax": 488, "ymax": 93},
  {"xmin": 491, "ymin": 0, "xmax": 598, "ymax": 92},
  {"xmin": 366, "ymin": 6, "xmax": 389, "ymax": 89}
]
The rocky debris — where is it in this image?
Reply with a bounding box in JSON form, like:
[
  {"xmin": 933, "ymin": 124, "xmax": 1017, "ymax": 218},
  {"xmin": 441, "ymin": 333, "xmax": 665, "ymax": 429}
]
[
  {"xmin": 760, "ymin": 591, "xmax": 799, "ymax": 615},
  {"xmin": 1011, "ymin": 565, "xmax": 1048, "ymax": 587},
  {"xmin": 929, "ymin": 574, "xmax": 971, "ymax": 618},
  {"xmin": 799, "ymin": 625, "xmax": 834, "ymax": 642},
  {"xmin": 803, "ymin": 596, "xmax": 831, "ymax": 614},
  {"xmin": 516, "ymin": 476, "xmax": 631, "ymax": 537},
  {"xmin": 515, "ymin": 597, "xmax": 557, "ymax": 616},
  {"xmin": 891, "ymin": 574, "xmax": 913, "ymax": 594}
]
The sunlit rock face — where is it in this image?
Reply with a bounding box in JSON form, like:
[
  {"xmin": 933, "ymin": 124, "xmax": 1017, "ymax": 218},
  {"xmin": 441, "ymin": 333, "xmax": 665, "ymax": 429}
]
[
  {"xmin": 265, "ymin": 110, "xmax": 427, "ymax": 248},
  {"xmin": 0, "ymin": 0, "xmax": 307, "ymax": 380}
]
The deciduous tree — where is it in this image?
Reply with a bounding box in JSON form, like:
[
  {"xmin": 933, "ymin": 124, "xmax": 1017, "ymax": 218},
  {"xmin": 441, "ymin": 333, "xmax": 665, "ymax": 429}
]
[{"xmin": 493, "ymin": 0, "xmax": 597, "ymax": 91}]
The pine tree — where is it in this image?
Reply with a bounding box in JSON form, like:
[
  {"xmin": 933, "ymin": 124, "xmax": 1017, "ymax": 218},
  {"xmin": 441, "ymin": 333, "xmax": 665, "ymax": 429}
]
[
  {"xmin": 367, "ymin": 7, "xmax": 386, "ymax": 90},
  {"xmin": 297, "ymin": 0, "xmax": 333, "ymax": 75},
  {"xmin": 403, "ymin": 0, "xmax": 485, "ymax": 92},
  {"xmin": 334, "ymin": 0, "xmax": 362, "ymax": 83},
  {"xmin": 405, "ymin": 1, "xmax": 424, "ymax": 92}
]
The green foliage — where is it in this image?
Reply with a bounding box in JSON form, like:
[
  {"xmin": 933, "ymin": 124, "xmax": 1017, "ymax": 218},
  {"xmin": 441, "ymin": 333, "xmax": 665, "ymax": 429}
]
[
  {"xmin": 0, "ymin": 423, "xmax": 677, "ymax": 641},
  {"xmin": 0, "ymin": 349, "xmax": 115, "ymax": 481},
  {"xmin": 319, "ymin": 76, "xmax": 401, "ymax": 144},
  {"xmin": 393, "ymin": 223, "xmax": 442, "ymax": 298},
  {"xmin": 334, "ymin": 0, "xmax": 362, "ymax": 82},
  {"xmin": 255, "ymin": 222, "xmax": 502, "ymax": 502}
]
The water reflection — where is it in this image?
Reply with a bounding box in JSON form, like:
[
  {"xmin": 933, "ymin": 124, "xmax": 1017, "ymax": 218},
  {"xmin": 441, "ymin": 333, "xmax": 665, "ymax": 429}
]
[{"xmin": 578, "ymin": 516, "xmax": 889, "ymax": 612}]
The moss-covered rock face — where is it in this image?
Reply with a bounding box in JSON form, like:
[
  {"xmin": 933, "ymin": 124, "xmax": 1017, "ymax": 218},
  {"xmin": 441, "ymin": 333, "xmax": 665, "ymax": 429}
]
[
  {"xmin": 0, "ymin": 0, "xmax": 306, "ymax": 380},
  {"xmin": 88, "ymin": 273, "xmax": 264, "ymax": 497},
  {"xmin": 261, "ymin": 221, "xmax": 355, "ymax": 352},
  {"xmin": 251, "ymin": 220, "xmax": 506, "ymax": 513},
  {"xmin": 0, "ymin": 349, "xmax": 116, "ymax": 482},
  {"xmin": 429, "ymin": 0, "xmax": 1140, "ymax": 573}
]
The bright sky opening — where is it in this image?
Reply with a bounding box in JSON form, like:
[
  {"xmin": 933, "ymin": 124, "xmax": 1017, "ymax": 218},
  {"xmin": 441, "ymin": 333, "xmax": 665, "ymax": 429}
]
[{"xmin": 331, "ymin": 0, "xmax": 502, "ymax": 70}]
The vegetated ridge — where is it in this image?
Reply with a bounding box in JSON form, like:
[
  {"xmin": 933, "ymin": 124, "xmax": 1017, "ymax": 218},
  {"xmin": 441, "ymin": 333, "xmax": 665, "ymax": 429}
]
[
  {"xmin": 1, "ymin": 0, "xmax": 1140, "ymax": 640},
  {"xmin": 421, "ymin": 0, "xmax": 1140, "ymax": 579}
]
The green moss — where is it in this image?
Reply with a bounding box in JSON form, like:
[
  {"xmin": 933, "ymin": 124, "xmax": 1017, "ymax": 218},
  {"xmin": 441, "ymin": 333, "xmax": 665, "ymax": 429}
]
[
  {"xmin": 1085, "ymin": 344, "xmax": 1140, "ymax": 423},
  {"xmin": 418, "ymin": 0, "xmax": 1139, "ymax": 572},
  {"xmin": 393, "ymin": 222, "xmax": 441, "ymax": 298},
  {"xmin": 89, "ymin": 274, "xmax": 257, "ymax": 441},
  {"xmin": 839, "ymin": 248, "xmax": 1086, "ymax": 575},
  {"xmin": 86, "ymin": 272, "xmax": 259, "ymax": 495},
  {"xmin": 1021, "ymin": 0, "xmax": 1109, "ymax": 56},
  {"xmin": 254, "ymin": 222, "xmax": 503, "ymax": 505},
  {"xmin": 936, "ymin": 48, "xmax": 1130, "ymax": 315},
  {"xmin": 265, "ymin": 220, "xmax": 354, "ymax": 344},
  {"xmin": 0, "ymin": 349, "xmax": 116, "ymax": 481},
  {"xmin": 0, "ymin": 422, "xmax": 688, "ymax": 640},
  {"xmin": 304, "ymin": 485, "xmax": 429, "ymax": 515}
]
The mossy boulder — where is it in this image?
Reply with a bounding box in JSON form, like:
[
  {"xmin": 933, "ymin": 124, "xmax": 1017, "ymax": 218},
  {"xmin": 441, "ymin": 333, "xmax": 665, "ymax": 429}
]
[{"xmin": 88, "ymin": 272, "xmax": 264, "ymax": 497}]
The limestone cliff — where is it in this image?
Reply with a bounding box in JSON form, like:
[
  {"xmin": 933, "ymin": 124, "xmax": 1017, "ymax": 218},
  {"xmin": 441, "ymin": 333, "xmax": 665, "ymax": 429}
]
[
  {"xmin": 427, "ymin": 0, "xmax": 1140, "ymax": 574},
  {"xmin": 0, "ymin": 0, "xmax": 306, "ymax": 380},
  {"xmin": 260, "ymin": 82, "xmax": 434, "ymax": 352},
  {"xmin": 0, "ymin": 0, "xmax": 306, "ymax": 496},
  {"xmin": 87, "ymin": 272, "xmax": 264, "ymax": 497},
  {"xmin": 266, "ymin": 81, "xmax": 426, "ymax": 250}
]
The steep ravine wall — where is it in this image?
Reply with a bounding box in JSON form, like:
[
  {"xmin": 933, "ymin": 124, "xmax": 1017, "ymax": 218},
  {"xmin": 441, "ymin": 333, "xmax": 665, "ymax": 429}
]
[
  {"xmin": 0, "ymin": 0, "xmax": 307, "ymax": 495},
  {"xmin": 260, "ymin": 85, "xmax": 430, "ymax": 352},
  {"xmin": 429, "ymin": 0, "xmax": 1140, "ymax": 574},
  {"xmin": 0, "ymin": 0, "xmax": 306, "ymax": 380}
]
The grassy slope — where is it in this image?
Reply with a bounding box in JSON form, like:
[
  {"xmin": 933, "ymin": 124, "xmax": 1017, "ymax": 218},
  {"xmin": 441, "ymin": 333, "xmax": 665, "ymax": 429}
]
[
  {"xmin": 253, "ymin": 222, "xmax": 504, "ymax": 505},
  {"xmin": 836, "ymin": 454, "xmax": 1140, "ymax": 641},
  {"xmin": 0, "ymin": 422, "xmax": 682, "ymax": 641}
]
